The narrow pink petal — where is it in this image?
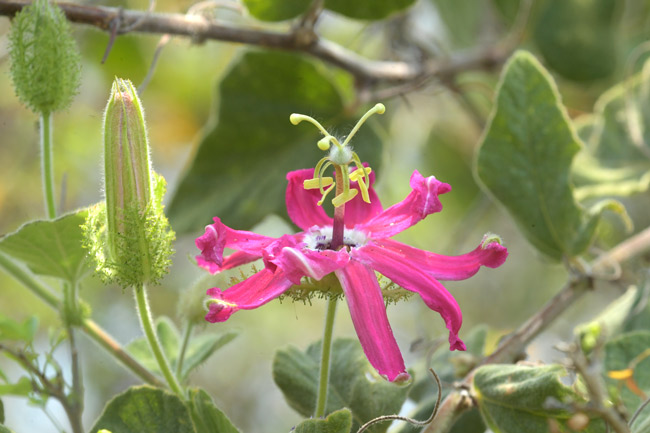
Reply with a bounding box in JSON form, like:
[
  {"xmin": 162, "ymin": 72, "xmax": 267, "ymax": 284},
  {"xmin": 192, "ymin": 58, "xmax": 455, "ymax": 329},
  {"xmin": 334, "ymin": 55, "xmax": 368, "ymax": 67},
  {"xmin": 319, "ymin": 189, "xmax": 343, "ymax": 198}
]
[
  {"xmin": 286, "ymin": 169, "xmax": 333, "ymax": 230},
  {"xmin": 344, "ymin": 165, "xmax": 383, "ymax": 227},
  {"xmin": 195, "ymin": 217, "xmax": 276, "ymax": 273},
  {"xmin": 205, "ymin": 268, "xmax": 293, "ymax": 322},
  {"xmin": 335, "ymin": 261, "xmax": 409, "ymax": 382},
  {"xmin": 352, "ymin": 247, "xmax": 466, "ymax": 351},
  {"xmin": 358, "ymin": 170, "xmax": 451, "ymax": 239},
  {"xmin": 364, "ymin": 237, "xmax": 508, "ymax": 281},
  {"xmin": 263, "ymin": 235, "xmax": 349, "ymax": 284}
]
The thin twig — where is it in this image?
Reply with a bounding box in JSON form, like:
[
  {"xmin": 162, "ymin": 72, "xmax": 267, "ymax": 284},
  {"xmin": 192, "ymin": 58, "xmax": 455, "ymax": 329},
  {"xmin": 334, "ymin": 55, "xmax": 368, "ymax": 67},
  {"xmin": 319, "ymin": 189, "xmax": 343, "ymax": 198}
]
[
  {"xmin": 560, "ymin": 343, "xmax": 630, "ymax": 433},
  {"xmin": 0, "ymin": 0, "xmax": 510, "ymax": 85},
  {"xmin": 592, "ymin": 225, "xmax": 650, "ymax": 275},
  {"xmin": 629, "ymin": 395, "xmax": 650, "ymax": 428}
]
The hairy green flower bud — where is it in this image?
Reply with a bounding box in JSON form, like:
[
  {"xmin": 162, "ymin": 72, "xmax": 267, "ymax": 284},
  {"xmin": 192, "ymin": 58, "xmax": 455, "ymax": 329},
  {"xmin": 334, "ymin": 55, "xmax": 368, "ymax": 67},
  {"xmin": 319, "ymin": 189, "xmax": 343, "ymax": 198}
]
[
  {"xmin": 8, "ymin": 0, "xmax": 81, "ymax": 114},
  {"xmin": 84, "ymin": 79, "xmax": 174, "ymax": 288}
]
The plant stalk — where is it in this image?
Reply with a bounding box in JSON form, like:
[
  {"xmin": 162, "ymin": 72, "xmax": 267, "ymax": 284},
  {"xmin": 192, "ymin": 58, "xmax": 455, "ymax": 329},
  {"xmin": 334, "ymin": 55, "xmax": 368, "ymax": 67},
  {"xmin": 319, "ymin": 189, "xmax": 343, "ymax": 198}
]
[
  {"xmin": 134, "ymin": 284, "xmax": 183, "ymax": 396},
  {"xmin": 176, "ymin": 322, "xmax": 194, "ymax": 379},
  {"xmin": 40, "ymin": 111, "xmax": 57, "ymax": 219},
  {"xmin": 315, "ymin": 296, "xmax": 337, "ymax": 418}
]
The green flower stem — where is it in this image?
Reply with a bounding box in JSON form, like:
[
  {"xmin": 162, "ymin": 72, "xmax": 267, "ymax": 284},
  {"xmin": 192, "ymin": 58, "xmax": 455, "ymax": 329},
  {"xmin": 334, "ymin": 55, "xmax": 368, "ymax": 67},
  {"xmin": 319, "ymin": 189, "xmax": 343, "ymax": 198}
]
[
  {"xmin": 0, "ymin": 251, "xmax": 163, "ymax": 386},
  {"xmin": 176, "ymin": 322, "xmax": 194, "ymax": 378},
  {"xmin": 40, "ymin": 111, "xmax": 57, "ymax": 219},
  {"xmin": 315, "ymin": 296, "xmax": 337, "ymax": 418},
  {"xmin": 135, "ymin": 284, "xmax": 183, "ymax": 396}
]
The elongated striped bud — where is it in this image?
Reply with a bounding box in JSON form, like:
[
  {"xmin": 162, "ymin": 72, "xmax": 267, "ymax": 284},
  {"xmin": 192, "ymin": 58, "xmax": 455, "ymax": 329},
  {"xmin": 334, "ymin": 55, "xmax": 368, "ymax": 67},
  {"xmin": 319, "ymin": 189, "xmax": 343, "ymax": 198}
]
[{"xmin": 84, "ymin": 78, "xmax": 174, "ymax": 288}]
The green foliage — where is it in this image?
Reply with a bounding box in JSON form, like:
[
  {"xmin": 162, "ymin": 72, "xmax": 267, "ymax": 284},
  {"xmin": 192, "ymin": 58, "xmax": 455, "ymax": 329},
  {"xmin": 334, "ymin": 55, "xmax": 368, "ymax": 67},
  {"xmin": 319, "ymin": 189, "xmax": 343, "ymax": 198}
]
[
  {"xmin": 0, "ymin": 398, "xmax": 3, "ymax": 424},
  {"xmin": 431, "ymin": 0, "xmax": 485, "ymax": 48},
  {"xmin": 273, "ymin": 338, "xmax": 410, "ymax": 433},
  {"xmin": 294, "ymin": 408, "xmax": 353, "ymax": 433},
  {"xmin": 534, "ymin": 0, "xmax": 620, "ymax": 81},
  {"xmin": 8, "ymin": 0, "xmax": 81, "ymax": 114},
  {"xmin": 0, "ymin": 210, "xmax": 89, "ymax": 284},
  {"xmin": 168, "ymin": 51, "xmax": 382, "ymax": 233},
  {"xmin": 0, "ymin": 314, "xmax": 38, "ymax": 342},
  {"xmin": 473, "ymin": 364, "xmax": 605, "ymax": 433},
  {"xmin": 0, "ymin": 377, "xmax": 32, "ymax": 398},
  {"xmin": 90, "ymin": 386, "xmax": 194, "ymax": 433},
  {"xmin": 126, "ymin": 316, "xmax": 237, "ymax": 381},
  {"xmin": 186, "ymin": 388, "xmax": 241, "ymax": 433},
  {"xmin": 575, "ymin": 286, "xmax": 638, "ymax": 353},
  {"xmin": 605, "ymin": 331, "xmax": 650, "ymax": 432},
  {"xmin": 574, "ymin": 58, "xmax": 650, "ymax": 199},
  {"xmin": 243, "ymin": 0, "xmax": 415, "ymax": 21},
  {"xmin": 0, "ymin": 426, "xmax": 14, "ymax": 433},
  {"xmin": 476, "ymin": 51, "xmax": 626, "ymax": 260}
]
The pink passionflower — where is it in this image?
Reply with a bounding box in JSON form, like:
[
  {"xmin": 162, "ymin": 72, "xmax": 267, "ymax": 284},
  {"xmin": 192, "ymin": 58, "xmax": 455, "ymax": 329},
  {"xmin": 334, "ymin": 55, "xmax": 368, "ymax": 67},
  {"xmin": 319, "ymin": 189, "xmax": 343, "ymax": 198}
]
[{"xmin": 196, "ymin": 168, "xmax": 507, "ymax": 382}]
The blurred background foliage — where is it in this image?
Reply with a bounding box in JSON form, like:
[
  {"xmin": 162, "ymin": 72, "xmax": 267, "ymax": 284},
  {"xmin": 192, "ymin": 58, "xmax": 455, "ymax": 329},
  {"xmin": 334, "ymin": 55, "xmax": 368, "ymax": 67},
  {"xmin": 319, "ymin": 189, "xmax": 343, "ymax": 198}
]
[{"xmin": 1, "ymin": 0, "xmax": 650, "ymax": 431}]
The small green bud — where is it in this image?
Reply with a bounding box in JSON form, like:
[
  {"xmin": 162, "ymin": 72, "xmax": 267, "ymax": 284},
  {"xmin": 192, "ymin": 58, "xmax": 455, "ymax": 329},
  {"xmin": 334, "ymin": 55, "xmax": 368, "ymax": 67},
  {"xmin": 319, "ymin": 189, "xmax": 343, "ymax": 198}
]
[
  {"xmin": 84, "ymin": 78, "xmax": 174, "ymax": 288},
  {"xmin": 8, "ymin": 0, "xmax": 81, "ymax": 114}
]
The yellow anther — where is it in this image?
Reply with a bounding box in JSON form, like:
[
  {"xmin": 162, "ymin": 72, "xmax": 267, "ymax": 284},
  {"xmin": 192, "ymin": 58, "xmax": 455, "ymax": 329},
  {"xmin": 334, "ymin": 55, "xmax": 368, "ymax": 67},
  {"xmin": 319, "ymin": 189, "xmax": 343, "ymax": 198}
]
[
  {"xmin": 357, "ymin": 177, "xmax": 370, "ymax": 203},
  {"xmin": 349, "ymin": 167, "xmax": 371, "ymax": 182},
  {"xmin": 317, "ymin": 183, "xmax": 336, "ymax": 206},
  {"xmin": 332, "ymin": 188, "xmax": 358, "ymax": 208},
  {"xmin": 304, "ymin": 177, "xmax": 334, "ymax": 190}
]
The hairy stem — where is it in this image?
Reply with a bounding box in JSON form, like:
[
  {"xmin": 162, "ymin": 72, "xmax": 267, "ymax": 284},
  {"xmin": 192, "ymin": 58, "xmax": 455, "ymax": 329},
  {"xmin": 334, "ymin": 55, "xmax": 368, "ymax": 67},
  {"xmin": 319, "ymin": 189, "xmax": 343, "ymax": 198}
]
[
  {"xmin": 135, "ymin": 284, "xmax": 183, "ymax": 396},
  {"xmin": 40, "ymin": 111, "xmax": 56, "ymax": 219},
  {"xmin": 315, "ymin": 297, "xmax": 337, "ymax": 418}
]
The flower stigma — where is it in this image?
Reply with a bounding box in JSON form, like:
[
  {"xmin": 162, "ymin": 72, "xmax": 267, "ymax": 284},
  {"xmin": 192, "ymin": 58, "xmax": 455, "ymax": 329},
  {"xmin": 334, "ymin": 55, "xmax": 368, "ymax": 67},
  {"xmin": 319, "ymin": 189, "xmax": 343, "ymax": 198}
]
[{"xmin": 290, "ymin": 103, "xmax": 385, "ymax": 208}]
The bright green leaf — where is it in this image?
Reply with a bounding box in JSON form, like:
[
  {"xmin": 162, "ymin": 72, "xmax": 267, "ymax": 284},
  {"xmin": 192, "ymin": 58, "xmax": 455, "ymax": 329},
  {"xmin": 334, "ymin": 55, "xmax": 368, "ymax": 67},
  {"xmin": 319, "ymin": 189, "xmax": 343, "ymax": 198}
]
[
  {"xmin": 0, "ymin": 210, "xmax": 89, "ymax": 283},
  {"xmin": 187, "ymin": 388, "xmax": 240, "ymax": 433},
  {"xmin": 181, "ymin": 330, "xmax": 238, "ymax": 380},
  {"xmin": 168, "ymin": 51, "xmax": 382, "ymax": 233},
  {"xmin": 242, "ymin": 0, "xmax": 415, "ymax": 21},
  {"xmin": 0, "ymin": 314, "xmax": 38, "ymax": 342},
  {"xmin": 534, "ymin": 0, "xmax": 620, "ymax": 81},
  {"xmin": 89, "ymin": 386, "xmax": 194, "ymax": 433},
  {"xmin": 0, "ymin": 377, "xmax": 32, "ymax": 397},
  {"xmin": 273, "ymin": 338, "xmax": 410, "ymax": 433},
  {"xmin": 324, "ymin": 0, "xmax": 415, "ymax": 20},
  {"xmin": 242, "ymin": 0, "xmax": 309, "ymax": 22},
  {"xmin": 476, "ymin": 51, "xmax": 622, "ymax": 260},
  {"xmin": 474, "ymin": 364, "xmax": 605, "ymax": 433},
  {"xmin": 605, "ymin": 331, "xmax": 650, "ymax": 432},
  {"xmin": 294, "ymin": 408, "xmax": 353, "ymax": 433}
]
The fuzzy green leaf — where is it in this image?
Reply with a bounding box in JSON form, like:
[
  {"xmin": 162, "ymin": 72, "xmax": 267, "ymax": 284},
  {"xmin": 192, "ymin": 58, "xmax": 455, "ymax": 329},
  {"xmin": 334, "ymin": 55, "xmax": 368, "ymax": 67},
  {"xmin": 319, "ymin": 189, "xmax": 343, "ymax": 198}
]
[
  {"xmin": 476, "ymin": 51, "xmax": 623, "ymax": 260},
  {"xmin": 187, "ymin": 388, "xmax": 240, "ymax": 433},
  {"xmin": 89, "ymin": 386, "xmax": 194, "ymax": 433},
  {"xmin": 294, "ymin": 408, "xmax": 353, "ymax": 433},
  {"xmin": 0, "ymin": 210, "xmax": 89, "ymax": 284},
  {"xmin": 534, "ymin": 0, "xmax": 620, "ymax": 81},
  {"xmin": 168, "ymin": 51, "xmax": 382, "ymax": 233},
  {"xmin": 474, "ymin": 364, "xmax": 605, "ymax": 433},
  {"xmin": 273, "ymin": 338, "xmax": 410, "ymax": 433}
]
